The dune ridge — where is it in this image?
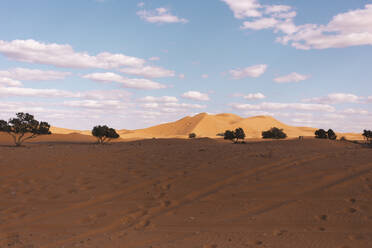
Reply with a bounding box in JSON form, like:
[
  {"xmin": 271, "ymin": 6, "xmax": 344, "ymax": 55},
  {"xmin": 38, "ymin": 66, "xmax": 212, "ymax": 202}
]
[{"xmin": 50, "ymin": 113, "xmax": 362, "ymax": 140}]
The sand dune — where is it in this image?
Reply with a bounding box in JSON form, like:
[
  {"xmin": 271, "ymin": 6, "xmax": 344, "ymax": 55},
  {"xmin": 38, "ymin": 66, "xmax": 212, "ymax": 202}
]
[
  {"xmin": 120, "ymin": 113, "xmax": 361, "ymax": 140},
  {"xmin": 49, "ymin": 113, "xmax": 362, "ymax": 140}
]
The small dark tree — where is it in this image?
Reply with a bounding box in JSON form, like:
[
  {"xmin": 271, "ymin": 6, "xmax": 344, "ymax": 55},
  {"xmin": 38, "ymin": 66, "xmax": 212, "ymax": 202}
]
[
  {"xmin": 315, "ymin": 129, "xmax": 328, "ymax": 139},
  {"xmin": 262, "ymin": 127, "xmax": 287, "ymax": 139},
  {"xmin": 327, "ymin": 129, "xmax": 337, "ymax": 140},
  {"xmin": 363, "ymin": 130, "xmax": 372, "ymax": 144},
  {"xmin": 0, "ymin": 112, "xmax": 51, "ymax": 147},
  {"xmin": 92, "ymin": 125, "xmax": 120, "ymax": 144},
  {"xmin": 189, "ymin": 133, "xmax": 196, "ymax": 139},
  {"xmin": 224, "ymin": 130, "xmax": 235, "ymax": 142},
  {"xmin": 234, "ymin": 128, "xmax": 246, "ymax": 143}
]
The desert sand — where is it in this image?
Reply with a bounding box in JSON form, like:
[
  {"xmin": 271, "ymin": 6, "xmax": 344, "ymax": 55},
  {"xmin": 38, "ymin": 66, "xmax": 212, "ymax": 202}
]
[
  {"xmin": 1, "ymin": 137, "xmax": 372, "ymax": 247},
  {"xmin": 0, "ymin": 114, "xmax": 370, "ymax": 248}
]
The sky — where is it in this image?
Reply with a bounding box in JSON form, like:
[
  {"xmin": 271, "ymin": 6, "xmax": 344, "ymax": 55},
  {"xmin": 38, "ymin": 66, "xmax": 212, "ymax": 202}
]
[{"xmin": 0, "ymin": 0, "xmax": 371, "ymax": 132}]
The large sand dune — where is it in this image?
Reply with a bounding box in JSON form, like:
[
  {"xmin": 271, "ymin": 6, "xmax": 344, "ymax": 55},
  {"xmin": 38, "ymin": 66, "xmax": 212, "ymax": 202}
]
[
  {"xmin": 0, "ymin": 138, "xmax": 371, "ymax": 247},
  {"xmin": 50, "ymin": 113, "xmax": 363, "ymax": 140}
]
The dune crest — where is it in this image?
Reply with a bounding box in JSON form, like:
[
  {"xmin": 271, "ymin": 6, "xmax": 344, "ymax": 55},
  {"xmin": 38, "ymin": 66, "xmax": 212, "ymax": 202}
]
[{"xmin": 50, "ymin": 113, "xmax": 362, "ymax": 140}]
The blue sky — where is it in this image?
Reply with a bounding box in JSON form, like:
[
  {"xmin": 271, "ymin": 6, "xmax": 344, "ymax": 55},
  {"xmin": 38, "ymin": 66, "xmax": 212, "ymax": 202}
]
[{"xmin": 0, "ymin": 0, "xmax": 371, "ymax": 132}]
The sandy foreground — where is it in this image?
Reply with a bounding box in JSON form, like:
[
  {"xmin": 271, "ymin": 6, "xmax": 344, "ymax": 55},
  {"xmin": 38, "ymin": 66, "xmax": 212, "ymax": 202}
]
[{"xmin": 0, "ymin": 137, "xmax": 372, "ymax": 248}]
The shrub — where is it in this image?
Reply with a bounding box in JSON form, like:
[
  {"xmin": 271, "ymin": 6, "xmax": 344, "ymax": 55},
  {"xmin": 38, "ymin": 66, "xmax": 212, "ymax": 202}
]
[
  {"xmin": 315, "ymin": 129, "xmax": 328, "ymax": 139},
  {"xmin": 363, "ymin": 130, "xmax": 372, "ymax": 143},
  {"xmin": 327, "ymin": 129, "xmax": 337, "ymax": 140},
  {"xmin": 340, "ymin": 136, "xmax": 347, "ymax": 141},
  {"xmin": 92, "ymin": 125, "xmax": 120, "ymax": 144},
  {"xmin": 234, "ymin": 128, "xmax": 245, "ymax": 142},
  {"xmin": 224, "ymin": 128, "xmax": 246, "ymax": 143},
  {"xmin": 189, "ymin": 133, "xmax": 196, "ymax": 139},
  {"xmin": 0, "ymin": 113, "xmax": 51, "ymax": 147},
  {"xmin": 262, "ymin": 127, "xmax": 287, "ymax": 139},
  {"xmin": 224, "ymin": 130, "xmax": 235, "ymax": 142}
]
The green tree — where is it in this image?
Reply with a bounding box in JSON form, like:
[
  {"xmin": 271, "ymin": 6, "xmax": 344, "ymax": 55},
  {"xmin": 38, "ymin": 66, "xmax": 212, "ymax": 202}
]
[
  {"xmin": 224, "ymin": 130, "xmax": 235, "ymax": 142},
  {"xmin": 327, "ymin": 129, "xmax": 337, "ymax": 140},
  {"xmin": 92, "ymin": 125, "xmax": 120, "ymax": 144},
  {"xmin": 234, "ymin": 128, "xmax": 246, "ymax": 143},
  {"xmin": 262, "ymin": 127, "xmax": 287, "ymax": 139},
  {"xmin": 363, "ymin": 130, "xmax": 372, "ymax": 143},
  {"xmin": 315, "ymin": 129, "xmax": 328, "ymax": 139},
  {"xmin": 0, "ymin": 113, "xmax": 51, "ymax": 147},
  {"xmin": 189, "ymin": 133, "xmax": 196, "ymax": 139}
]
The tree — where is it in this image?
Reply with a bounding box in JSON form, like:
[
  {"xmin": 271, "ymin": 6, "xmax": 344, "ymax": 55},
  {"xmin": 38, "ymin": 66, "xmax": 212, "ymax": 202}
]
[
  {"xmin": 363, "ymin": 130, "xmax": 372, "ymax": 143},
  {"xmin": 189, "ymin": 133, "xmax": 196, "ymax": 139},
  {"xmin": 92, "ymin": 125, "xmax": 120, "ymax": 144},
  {"xmin": 224, "ymin": 130, "xmax": 235, "ymax": 142},
  {"xmin": 327, "ymin": 129, "xmax": 337, "ymax": 140},
  {"xmin": 262, "ymin": 127, "xmax": 287, "ymax": 139},
  {"xmin": 0, "ymin": 113, "xmax": 51, "ymax": 147},
  {"xmin": 234, "ymin": 128, "xmax": 246, "ymax": 143},
  {"xmin": 315, "ymin": 129, "xmax": 328, "ymax": 139}
]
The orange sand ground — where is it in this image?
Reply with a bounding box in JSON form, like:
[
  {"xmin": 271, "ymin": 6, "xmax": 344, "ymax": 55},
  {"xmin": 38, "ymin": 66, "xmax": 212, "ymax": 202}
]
[{"xmin": 1, "ymin": 136, "xmax": 372, "ymax": 248}]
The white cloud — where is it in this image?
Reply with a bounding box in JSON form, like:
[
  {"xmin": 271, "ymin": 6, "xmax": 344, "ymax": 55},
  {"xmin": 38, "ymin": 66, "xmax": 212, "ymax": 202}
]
[
  {"xmin": 341, "ymin": 108, "xmax": 369, "ymax": 115},
  {"xmin": 182, "ymin": 91, "xmax": 210, "ymax": 101},
  {"xmin": 137, "ymin": 7, "xmax": 188, "ymax": 24},
  {"xmin": 277, "ymin": 4, "xmax": 372, "ymax": 49},
  {"xmin": 229, "ymin": 64, "xmax": 267, "ymax": 79},
  {"xmin": 202, "ymin": 74, "xmax": 209, "ymax": 79},
  {"xmin": 223, "ymin": 0, "xmax": 297, "ymax": 34},
  {"xmin": 303, "ymin": 93, "xmax": 362, "ymax": 104},
  {"xmin": 264, "ymin": 5, "xmax": 292, "ymax": 14},
  {"xmin": 63, "ymin": 100, "xmax": 127, "ymax": 109},
  {"xmin": 178, "ymin": 74, "xmax": 185, "ymax": 79},
  {"xmin": 225, "ymin": 0, "xmax": 372, "ymax": 49},
  {"xmin": 80, "ymin": 89, "xmax": 131, "ymax": 100},
  {"xmin": 0, "ymin": 77, "xmax": 23, "ymax": 87},
  {"xmin": 231, "ymin": 102, "xmax": 335, "ymax": 112},
  {"xmin": 0, "ymin": 39, "xmax": 145, "ymax": 69},
  {"xmin": 221, "ymin": 0, "xmax": 262, "ymax": 19},
  {"xmin": 83, "ymin": 72, "xmax": 166, "ymax": 90},
  {"xmin": 138, "ymin": 2, "xmax": 145, "ymax": 7},
  {"xmin": 163, "ymin": 102, "xmax": 206, "ymax": 109},
  {"xmin": 139, "ymin": 96, "xmax": 178, "ymax": 103},
  {"xmin": 243, "ymin": 92, "xmax": 265, "ymax": 100},
  {"xmin": 241, "ymin": 18, "xmax": 278, "ymax": 30},
  {"xmin": 0, "ymin": 85, "xmax": 131, "ymax": 100},
  {"xmin": 119, "ymin": 66, "xmax": 175, "ymax": 78},
  {"xmin": 0, "ymin": 68, "xmax": 71, "ymax": 81},
  {"xmin": 274, "ymin": 72, "xmax": 310, "ymax": 83},
  {"xmin": 0, "ymin": 86, "xmax": 78, "ymax": 98}
]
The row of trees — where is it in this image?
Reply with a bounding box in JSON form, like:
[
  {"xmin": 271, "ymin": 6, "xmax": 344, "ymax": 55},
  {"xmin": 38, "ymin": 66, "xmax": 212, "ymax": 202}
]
[
  {"xmin": 221, "ymin": 127, "xmax": 288, "ymax": 143},
  {"xmin": 314, "ymin": 129, "xmax": 337, "ymax": 140},
  {"xmin": 0, "ymin": 113, "xmax": 120, "ymax": 147}
]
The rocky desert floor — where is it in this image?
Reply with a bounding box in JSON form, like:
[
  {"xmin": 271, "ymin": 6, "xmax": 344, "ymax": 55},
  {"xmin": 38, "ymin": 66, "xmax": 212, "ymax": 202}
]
[{"xmin": 1, "ymin": 138, "xmax": 372, "ymax": 248}]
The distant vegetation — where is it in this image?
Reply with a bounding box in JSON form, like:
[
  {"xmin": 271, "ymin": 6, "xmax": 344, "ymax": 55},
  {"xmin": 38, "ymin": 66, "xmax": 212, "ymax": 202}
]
[
  {"xmin": 363, "ymin": 130, "xmax": 372, "ymax": 144},
  {"xmin": 189, "ymin": 133, "xmax": 196, "ymax": 139},
  {"xmin": 315, "ymin": 129, "xmax": 337, "ymax": 140},
  {"xmin": 92, "ymin": 125, "xmax": 120, "ymax": 144},
  {"xmin": 327, "ymin": 129, "xmax": 337, "ymax": 140},
  {"xmin": 262, "ymin": 127, "xmax": 287, "ymax": 139},
  {"xmin": 224, "ymin": 128, "xmax": 246, "ymax": 143},
  {"xmin": 0, "ymin": 112, "xmax": 51, "ymax": 147}
]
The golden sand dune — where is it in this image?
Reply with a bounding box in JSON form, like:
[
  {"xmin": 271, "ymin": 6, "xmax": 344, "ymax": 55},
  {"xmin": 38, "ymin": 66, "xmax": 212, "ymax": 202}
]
[
  {"xmin": 119, "ymin": 113, "xmax": 361, "ymax": 140},
  {"xmin": 50, "ymin": 113, "xmax": 362, "ymax": 140}
]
